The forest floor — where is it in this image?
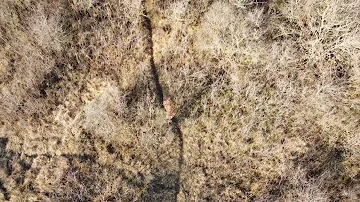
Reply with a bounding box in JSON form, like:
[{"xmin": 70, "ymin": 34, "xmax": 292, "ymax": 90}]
[{"xmin": 0, "ymin": 0, "xmax": 359, "ymax": 201}]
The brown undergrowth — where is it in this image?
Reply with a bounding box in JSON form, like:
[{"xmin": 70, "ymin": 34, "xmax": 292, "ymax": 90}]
[{"xmin": 0, "ymin": 0, "xmax": 359, "ymax": 201}]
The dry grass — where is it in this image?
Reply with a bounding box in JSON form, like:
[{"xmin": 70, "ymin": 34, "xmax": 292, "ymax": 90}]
[{"xmin": 0, "ymin": 0, "xmax": 359, "ymax": 201}]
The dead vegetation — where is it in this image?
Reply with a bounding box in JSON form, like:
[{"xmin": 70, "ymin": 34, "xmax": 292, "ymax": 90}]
[{"xmin": 0, "ymin": 0, "xmax": 359, "ymax": 201}]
